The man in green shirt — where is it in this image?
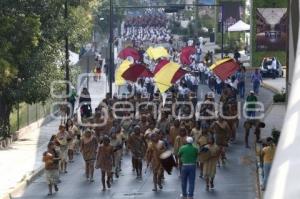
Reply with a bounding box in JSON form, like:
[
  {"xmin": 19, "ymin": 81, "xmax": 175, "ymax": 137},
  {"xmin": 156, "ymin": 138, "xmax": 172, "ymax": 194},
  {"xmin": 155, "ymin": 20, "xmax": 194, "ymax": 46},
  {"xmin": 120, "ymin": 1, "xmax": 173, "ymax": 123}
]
[
  {"xmin": 178, "ymin": 136, "xmax": 198, "ymax": 199},
  {"xmin": 246, "ymin": 90, "xmax": 258, "ymax": 118}
]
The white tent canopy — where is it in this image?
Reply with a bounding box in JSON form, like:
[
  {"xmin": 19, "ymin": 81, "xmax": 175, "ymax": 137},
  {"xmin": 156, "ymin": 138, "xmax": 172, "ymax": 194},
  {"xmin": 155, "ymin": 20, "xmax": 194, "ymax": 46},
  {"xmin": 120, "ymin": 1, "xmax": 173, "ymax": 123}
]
[{"xmin": 228, "ymin": 20, "xmax": 250, "ymax": 32}]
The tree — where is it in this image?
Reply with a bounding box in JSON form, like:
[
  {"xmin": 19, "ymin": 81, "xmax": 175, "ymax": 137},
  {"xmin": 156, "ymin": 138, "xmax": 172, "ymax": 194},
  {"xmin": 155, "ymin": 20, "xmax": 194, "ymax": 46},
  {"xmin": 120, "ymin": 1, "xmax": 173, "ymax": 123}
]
[{"xmin": 0, "ymin": 0, "xmax": 96, "ymax": 137}]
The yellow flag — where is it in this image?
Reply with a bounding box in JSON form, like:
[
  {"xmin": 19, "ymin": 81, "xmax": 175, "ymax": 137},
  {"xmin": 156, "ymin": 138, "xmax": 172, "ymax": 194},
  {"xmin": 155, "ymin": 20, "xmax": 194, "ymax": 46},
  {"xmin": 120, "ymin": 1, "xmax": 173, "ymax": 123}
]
[
  {"xmin": 146, "ymin": 46, "xmax": 169, "ymax": 60},
  {"xmin": 146, "ymin": 47, "xmax": 155, "ymax": 59},
  {"xmin": 152, "ymin": 47, "xmax": 169, "ymax": 60},
  {"xmin": 115, "ymin": 60, "xmax": 132, "ymax": 86}
]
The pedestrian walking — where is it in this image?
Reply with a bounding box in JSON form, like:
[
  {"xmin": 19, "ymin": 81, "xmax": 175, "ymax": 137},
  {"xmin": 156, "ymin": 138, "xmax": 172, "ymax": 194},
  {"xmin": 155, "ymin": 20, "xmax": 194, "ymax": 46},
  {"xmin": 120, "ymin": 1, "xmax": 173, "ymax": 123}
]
[
  {"xmin": 174, "ymin": 128, "xmax": 188, "ymax": 172},
  {"xmin": 43, "ymin": 142, "xmax": 60, "ymax": 196},
  {"xmin": 56, "ymin": 125, "xmax": 70, "ymax": 173},
  {"xmin": 145, "ymin": 132, "xmax": 165, "ymax": 191},
  {"xmin": 211, "ymin": 117, "xmax": 230, "ymax": 166},
  {"xmin": 178, "ymin": 137, "xmax": 198, "ymax": 199},
  {"xmin": 202, "ymin": 136, "xmax": 220, "ymax": 191},
  {"xmin": 245, "ymin": 90, "xmax": 258, "ymax": 118},
  {"xmin": 127, "ymin": 125, "xmax": 147, "ymax": 179},
  {"xmin": 80, "ymin": 129, "xmax": 98, "ymax": 182},
  {"xmin": 110, "ymin": 128, "xmax": 123, "ymax": 179},
  {"xmin": 261, "ymin": 137, "xmax": 276, "ymax": 191},
  {"xmin": 251, "ymin": 69, "xmax": 263, "ymax": 95},
  {"xmin": 96, "ymin": 136, "xmax": 114, "ymax": 191},
  {"xmin": 197, "ymin": 125, "xmax": 209, "ymax": 178},
  {"xmin": 236, "ymin": 66, "xmax": 246, "ymax": 99},
  {"xmin": 169, "ymin": 119, "xmax": 180, "ymax": 146},
  {"xmin": 66, "ymin": 119, "xmax": 77, "ymax": 162}
]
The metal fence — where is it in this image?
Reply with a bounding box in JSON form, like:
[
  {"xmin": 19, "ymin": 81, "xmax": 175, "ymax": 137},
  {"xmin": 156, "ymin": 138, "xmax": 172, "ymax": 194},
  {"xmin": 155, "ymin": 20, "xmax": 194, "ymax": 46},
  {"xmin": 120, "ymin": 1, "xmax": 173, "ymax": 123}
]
[{"xmin": 9, "ymin": 99, "xmax": 55, "ymax": 133}]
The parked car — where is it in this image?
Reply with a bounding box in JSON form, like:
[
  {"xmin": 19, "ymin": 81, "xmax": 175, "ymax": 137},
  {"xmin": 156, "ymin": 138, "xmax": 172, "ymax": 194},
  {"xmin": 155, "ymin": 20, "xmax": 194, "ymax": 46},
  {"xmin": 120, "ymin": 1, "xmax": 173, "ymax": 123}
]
[{"xmin": 260, "ymin": 57, "xmax": 284, "ymax": 78}]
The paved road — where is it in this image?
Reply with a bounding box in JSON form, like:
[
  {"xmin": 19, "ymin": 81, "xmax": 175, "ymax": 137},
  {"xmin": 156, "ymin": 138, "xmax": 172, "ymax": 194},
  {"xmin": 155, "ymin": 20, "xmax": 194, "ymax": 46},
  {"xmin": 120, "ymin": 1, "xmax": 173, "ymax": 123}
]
[{"xmin": 13, "ymin": 76, "xmax": 273, "ymax": 199}]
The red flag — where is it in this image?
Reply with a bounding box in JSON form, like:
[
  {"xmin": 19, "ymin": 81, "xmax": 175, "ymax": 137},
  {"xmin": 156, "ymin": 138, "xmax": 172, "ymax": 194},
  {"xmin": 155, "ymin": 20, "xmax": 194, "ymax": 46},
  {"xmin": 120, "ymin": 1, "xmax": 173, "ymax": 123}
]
[
  {"xmin": 180, "ymin": 46, "xmax": 196, "ymax": 65},
  {"xmin": 121, "ymin": 63, "xmax": 153, "ymax": 82},
  {"xmin": 210, "ymin": 58, "xmax": 240, "ymax": 81},
  {"xmin": 118, "ymin": 47, "xmax": 141, "ymax": 61}
]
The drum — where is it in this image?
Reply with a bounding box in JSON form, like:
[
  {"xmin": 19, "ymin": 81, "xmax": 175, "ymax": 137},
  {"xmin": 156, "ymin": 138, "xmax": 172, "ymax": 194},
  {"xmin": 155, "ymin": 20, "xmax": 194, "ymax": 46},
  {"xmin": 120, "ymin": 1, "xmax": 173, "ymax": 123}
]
[{"xmin": 160, "ymin": 150, "xmax": 176, "ymax": 175}]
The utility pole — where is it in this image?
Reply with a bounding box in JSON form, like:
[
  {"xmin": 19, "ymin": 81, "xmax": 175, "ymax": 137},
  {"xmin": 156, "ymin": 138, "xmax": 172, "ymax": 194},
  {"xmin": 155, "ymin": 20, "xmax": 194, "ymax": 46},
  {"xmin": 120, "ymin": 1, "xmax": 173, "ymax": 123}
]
[
  {"xmin": 65, "ymin": 0, "xmax": 70, "ymax": 96},
  {"xmin": 109, "ymin": 0, "xmax": 114, "ymax": 97},
  {"xmin": 221, "ymin": 4, "xmax": 224, "ymax": 59}
]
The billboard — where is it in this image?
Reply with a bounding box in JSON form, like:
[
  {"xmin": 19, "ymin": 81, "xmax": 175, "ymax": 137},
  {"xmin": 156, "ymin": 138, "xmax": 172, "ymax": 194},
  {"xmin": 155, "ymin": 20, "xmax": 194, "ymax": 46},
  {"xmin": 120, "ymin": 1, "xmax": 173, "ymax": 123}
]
[
  {"xmin": 218, "ymin": 2, "xmax": 243, "ymax": 32},
  {"xmin": 256, "ymin": 8, "xmax": 288, "ymax": 51}
]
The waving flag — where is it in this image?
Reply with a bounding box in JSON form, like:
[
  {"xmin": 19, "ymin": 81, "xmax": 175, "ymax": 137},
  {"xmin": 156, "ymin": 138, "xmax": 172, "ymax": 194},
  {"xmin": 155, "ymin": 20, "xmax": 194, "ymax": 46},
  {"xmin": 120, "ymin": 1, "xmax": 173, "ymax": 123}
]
[
  {"xmin": 115, "ymin": 60, "xmax": 132, "ymax": 85},
  {"xmin": 146, "ymin": 46, "xmax": 169, "ymax": 60},
  {"xmin": 146, "ymin": 47, "xmax": 155, "ymax": 59},
  {"xmin": 209, "ymin": 58, "xmax": 240, "ymax": 81},
  {"xmin": 118, "ymin": 47, "xmax": 141, "ymax": 61},
  {"xmin": 122, "ymin": 63, "xmax": 153, "ymax": 82},
  {"xmin": 154, "ymin": 60, "xmax": 187, "ymax": 93},
  {"xmin": 180, "ymin": 46, "xmax": 196, "ymax": 65}
]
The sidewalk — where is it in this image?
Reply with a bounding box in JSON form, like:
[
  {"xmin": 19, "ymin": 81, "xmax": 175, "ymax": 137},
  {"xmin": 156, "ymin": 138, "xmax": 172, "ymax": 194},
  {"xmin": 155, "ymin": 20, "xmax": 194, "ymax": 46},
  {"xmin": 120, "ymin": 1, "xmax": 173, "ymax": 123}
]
[
  {"xmin": 262, "ymin": 77, "xmax": 286, "ymax": 94},
  {"xmin": 0, "ymin": 76, "xmax": 108, "ymax": 199},
  {"xmin": 256, "ymin": 78, "xmax": 287, "ymax": 198},
  {"xmin": 262, "ymin": 104, "xmax": 287, "ymax": 139},
  {"xmin": 261, "ymin": 77, "xmax": 287, "ymax": 138}
]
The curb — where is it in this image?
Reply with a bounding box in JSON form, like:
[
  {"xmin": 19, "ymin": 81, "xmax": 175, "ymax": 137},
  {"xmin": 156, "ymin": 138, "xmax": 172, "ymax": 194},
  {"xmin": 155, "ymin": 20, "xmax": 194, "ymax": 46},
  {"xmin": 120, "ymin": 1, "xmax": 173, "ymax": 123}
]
[
  {"xmin": 1, "ymin": 166, "xmax": 44, "ymax": 199},
  {"xmin": 255, "ymin": 84, "xmax": 277, "ymax": 199},
  {"xmin": 261, "ymin": 82, "xmax": 281, "ymax": 94}
]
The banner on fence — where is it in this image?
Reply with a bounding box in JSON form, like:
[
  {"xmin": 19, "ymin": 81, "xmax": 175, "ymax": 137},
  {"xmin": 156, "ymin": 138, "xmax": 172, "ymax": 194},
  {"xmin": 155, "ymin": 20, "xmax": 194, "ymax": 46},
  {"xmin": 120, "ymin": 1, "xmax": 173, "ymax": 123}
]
[{"xmin": 256, "ymin": 8, "xmax": 288, "ymax": 51}]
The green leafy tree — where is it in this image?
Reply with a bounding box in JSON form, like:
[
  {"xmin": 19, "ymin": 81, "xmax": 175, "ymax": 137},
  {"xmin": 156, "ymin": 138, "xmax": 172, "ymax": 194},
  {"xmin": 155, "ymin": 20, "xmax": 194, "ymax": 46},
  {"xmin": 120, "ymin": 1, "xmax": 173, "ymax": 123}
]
[{"xmin": 0, "ymin": 0, "xmax": 96, "ymax": 137}]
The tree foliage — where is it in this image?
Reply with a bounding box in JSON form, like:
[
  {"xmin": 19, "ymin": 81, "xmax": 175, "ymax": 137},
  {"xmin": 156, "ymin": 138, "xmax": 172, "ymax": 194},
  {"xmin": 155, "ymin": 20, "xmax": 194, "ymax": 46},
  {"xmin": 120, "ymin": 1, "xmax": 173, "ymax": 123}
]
[{"xmin": 0, "ymin": 0, "xmax": 97, "ymax": 137}]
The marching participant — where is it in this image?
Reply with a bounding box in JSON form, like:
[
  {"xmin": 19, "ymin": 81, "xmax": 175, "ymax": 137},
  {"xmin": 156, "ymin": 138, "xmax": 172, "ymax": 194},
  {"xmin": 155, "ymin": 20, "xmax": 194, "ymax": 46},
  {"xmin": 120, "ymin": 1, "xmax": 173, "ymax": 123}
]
[
  {"xmin": 202, "ymin": 136, "xmax": 220, "ymax": 191},
  {"xmin": 43, "ymin": 142, "xmax": 60, "ymax": 196},
  {"xmin": 174, "ymin": 128, "xmax": 188, "ymax": 173},
  {"xmin": 96, "ymin": 136, "xmax": 114, "ymax": 191},
  {"xmin": 80, "ymin": 129, "xmax": 98, "ymax": 182},
  {"xmin": 145, "ymin": 132, "xmax": 166, "ymax": 191},
  {"xmin": 127, "ymin": 125, "xmax": 147, "ymax": 179},
  {"xmin": 211, "ymin": 116, "xmax": 231, "ymax": 166},
  {"xmin": 56, "ymin": 125, "xmax": 70, "ymax": 173},
  {"xmin": 110, "ymin": 127, "xmax": 123, "ymax": 179}
]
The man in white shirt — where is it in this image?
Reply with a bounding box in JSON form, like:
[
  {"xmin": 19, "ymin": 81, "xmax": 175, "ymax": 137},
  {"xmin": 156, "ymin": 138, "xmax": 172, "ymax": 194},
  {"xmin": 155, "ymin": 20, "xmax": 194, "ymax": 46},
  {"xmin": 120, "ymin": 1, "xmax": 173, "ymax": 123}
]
[{"xmin": 271, "ymin": 58, "xmax": 277, "ymax": 79}]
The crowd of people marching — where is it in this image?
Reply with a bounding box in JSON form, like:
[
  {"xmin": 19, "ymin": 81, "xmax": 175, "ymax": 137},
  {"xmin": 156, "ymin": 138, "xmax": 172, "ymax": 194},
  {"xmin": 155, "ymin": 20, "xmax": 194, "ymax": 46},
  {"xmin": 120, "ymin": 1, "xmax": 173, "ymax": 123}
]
[
  {"xmin": 122, "ymin": 10, "xmax": 171, "ymax": 44},
  {"xmin": 43, "ymin": 63, "xmax": 275, "ymax": 198},
  {"xmin": 43, "ymin": 11, "xmax": 275, "ymax": 198}
]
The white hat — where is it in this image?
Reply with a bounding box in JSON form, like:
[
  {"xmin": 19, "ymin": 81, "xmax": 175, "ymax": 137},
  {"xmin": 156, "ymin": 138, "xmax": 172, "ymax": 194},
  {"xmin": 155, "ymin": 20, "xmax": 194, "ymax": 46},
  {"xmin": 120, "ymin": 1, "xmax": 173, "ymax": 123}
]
[
  {"xmin": 250, "ymin": 90, "xmax": 254, "ymax": 94},
  {"xmin": 186, "ymin": 136, "xmax": 193, "ymax": 144}
]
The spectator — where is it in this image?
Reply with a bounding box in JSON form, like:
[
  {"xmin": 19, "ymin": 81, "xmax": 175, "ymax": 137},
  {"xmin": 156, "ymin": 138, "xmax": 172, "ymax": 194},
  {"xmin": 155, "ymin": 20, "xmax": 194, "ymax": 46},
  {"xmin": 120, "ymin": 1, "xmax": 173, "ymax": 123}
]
[
  {"xmin": 251, "ymin": 69, "xmax": 263, "ymax": 95},
  {"xmin": 245, "ymin": 90, "xmax": 258, "ymax": 118},
  {"xmin": 261, "ymin": 137, "xmax": 276, "ymax": 191},
  {"xmin": 271, "ymin": 58, "xmax": 277, "ymax": 79},
  {"xmin": 236, "ymin": 66, "xmax": 246, "ymax": 99},
  {"xmin": 178, "ymin": 137, "xmax": 198, "ymax": 199},
  {"xmin": 234, "ymin": 49, "xmax": 241, "ymax": 62}
]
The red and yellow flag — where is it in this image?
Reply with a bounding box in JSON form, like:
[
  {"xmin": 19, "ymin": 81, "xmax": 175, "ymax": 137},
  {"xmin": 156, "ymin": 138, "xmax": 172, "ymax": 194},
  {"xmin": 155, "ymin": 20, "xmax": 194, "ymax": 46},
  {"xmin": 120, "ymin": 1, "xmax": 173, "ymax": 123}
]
[
  {"xmin": 154, "ymin": 60, "xmax": 186, "ymax": 93},
  {"xmin": 121, "ymin": 63, "xmax": 153, "ymax": 82},
  {"xmin": 209, "ymin": 58, "xmax": 240, "ymax": 81},
  {"xmin": 115, "ymin": 60, "xmax": 132, "ymax": 85}
]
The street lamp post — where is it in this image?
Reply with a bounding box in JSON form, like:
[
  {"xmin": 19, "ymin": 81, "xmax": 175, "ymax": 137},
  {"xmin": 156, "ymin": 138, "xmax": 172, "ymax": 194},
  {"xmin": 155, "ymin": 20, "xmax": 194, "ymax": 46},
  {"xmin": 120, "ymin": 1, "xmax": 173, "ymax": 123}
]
[{"xmin": 65, "ymin": 0, "xmax": 70, "ymax": 97}]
